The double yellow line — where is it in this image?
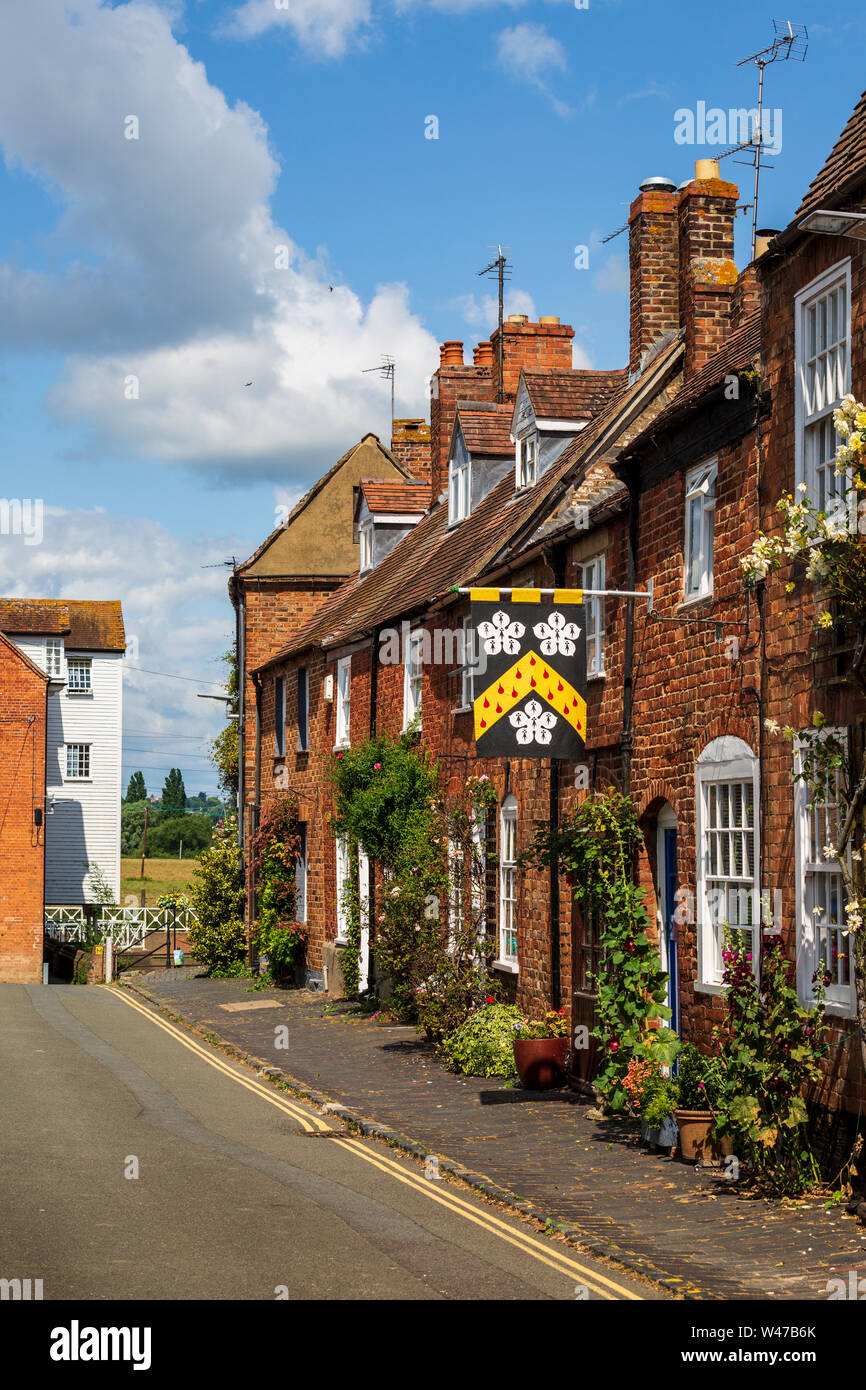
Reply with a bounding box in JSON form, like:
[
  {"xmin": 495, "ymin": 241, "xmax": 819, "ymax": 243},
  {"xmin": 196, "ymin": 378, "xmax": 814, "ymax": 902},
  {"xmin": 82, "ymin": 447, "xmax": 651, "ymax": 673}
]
[
  {"xmin": 113, "ymin": 986, "xmax": 642, "ymax": 1300},
  {"xmin": 113, "ymin": 987, "xmax": 332, "ymax": 1134}
]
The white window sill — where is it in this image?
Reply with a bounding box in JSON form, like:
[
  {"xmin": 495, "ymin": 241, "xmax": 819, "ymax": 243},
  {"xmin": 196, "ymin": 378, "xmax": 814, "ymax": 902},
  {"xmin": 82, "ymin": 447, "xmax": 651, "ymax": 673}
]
[
  {"xmin": 451, "ymin": 705, "xmax": 472, "ymax": 715},
  {"xmin": 492, "ymin": 958, "xmax": 519, "ymax": 975},
  {"xmin": 66, "ymin": 690, "xmax": 93, "ymax": 697},
  {"xmin": 678, "ymin": 591, "xmax": 713, "ymax": 613},
  {"xmin": 333, "ymin": 742, "xmax": 350, "ymax": 753},
  {"xmin": 587, "ymin": 671, "xmax": 606, "ymax": 682},
  {"xmin": 806, "ymin": 997, "xmax": 856, "ymax": 1020},
  {"xmin": 694, "ymin": 980, "xmax": 723, "ymax": 996},
  {"xmin": 64, "ymin": 779, "xmax": 93, "ymax": 785}
]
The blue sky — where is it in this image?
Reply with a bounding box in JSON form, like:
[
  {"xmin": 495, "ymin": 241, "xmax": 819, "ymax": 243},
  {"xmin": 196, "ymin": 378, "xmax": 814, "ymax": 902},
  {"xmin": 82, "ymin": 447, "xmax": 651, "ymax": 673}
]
[{"xmin": 0, "ymin": 0, "xmax": 863, "ymax": 795}]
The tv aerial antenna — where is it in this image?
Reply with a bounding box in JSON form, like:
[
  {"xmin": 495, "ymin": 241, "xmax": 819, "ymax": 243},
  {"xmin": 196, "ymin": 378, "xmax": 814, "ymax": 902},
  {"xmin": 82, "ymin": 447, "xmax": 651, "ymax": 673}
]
[
  {"xmin": 721, "ymin": 21, "xmax": 808, "ymax": 260},
  {"xmin": 362, "ymin": 355, "xmax": 396, "ymax": 424},
  {"xmin": 477, "ymin": 245, "xmax": 512, "ymax": 402}
]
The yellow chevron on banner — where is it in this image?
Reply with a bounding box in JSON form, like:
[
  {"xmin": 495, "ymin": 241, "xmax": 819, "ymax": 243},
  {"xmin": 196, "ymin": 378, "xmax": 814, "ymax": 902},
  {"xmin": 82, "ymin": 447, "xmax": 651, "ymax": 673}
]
[
  {"xmin": 553, "ymin": 588, "xmax": 584, "ymax": 605},
  {"xmin": 470, "ymin": 587, "xmax": 500, "ymax": 602},
  {"xmin": 474, "ymin": 649, "xmax": 587, "ymax": 742}
]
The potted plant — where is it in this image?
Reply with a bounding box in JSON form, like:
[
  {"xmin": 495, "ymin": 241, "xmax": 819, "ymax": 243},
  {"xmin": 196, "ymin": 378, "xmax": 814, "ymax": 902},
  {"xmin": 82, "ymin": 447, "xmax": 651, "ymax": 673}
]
[
  {"xmin": 674, "ymin": 1043, "xmax": 732, "ymax": 1165},
  {"xmin": 623, "ymin": 1028, "xmax": 681, "ymax": 1152},
  {"xmin": 512, "ymin": 1009, "xmax": 569, "ymax": 1089}
]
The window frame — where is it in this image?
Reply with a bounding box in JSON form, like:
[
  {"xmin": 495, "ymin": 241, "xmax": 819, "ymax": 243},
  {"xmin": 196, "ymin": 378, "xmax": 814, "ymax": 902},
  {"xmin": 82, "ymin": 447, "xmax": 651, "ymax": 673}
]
[
  {"xmin": 297, "ymin": 667, "xmax": 309, "ymax": 752},
  {"xmin": 496, "ymin": 794, "xmax": 519, "ymax": 971},
  {"xmin": 695, "ymin": 737, "xmax": 760, "ymax": 991},
  {"xmin": 459, "ymin": 615, "xmax": 475, "ymax": 710},
  {"xmin": 65, "ymin": 743, "xmax": 91, "ymax": 781},
  {"xmin": 335, "ymin": 832, "xmax": 351, "ymax": 942},
  {"xmin": 335, "ymin": 656, "xmax": 351, "ymax": 749},
  {"xmin": 403, "ymin": 628, "xmax": 424, "ymax": 730},
  {"xmin": 45, "ymin": 638, "xmax": 64, "ymax": 678},
  {"xmin": 359, "ymin": 521, "xmax": 374, "ymax": 573},
  {"xmin": 794, "ymin": 728, "xmax": 856, "ymax": 1015},
  {"xmin": 794, "ymin": 258, "xmax": 851, "ymax": 518},
  {"xmin": 448, "ymin": 453, "xmax": 471, "ymax": 526},
  {"xmin": 516, "ymin": 430, "xmax": 539, "ymax": 490},
  {"xmin": 66, "ymin": 657, "xmax": 92, "ymax": 695},
  {"xmin": 295, "ymin": 823, "xmax": 307, "ymax": 924},
  {"xmin": 274, "ymin": 675, "xmax": 286, "ymax": 757},
  {"xmin": 579, "ymin": 554, "xmax": 606, "ymax": 678},
  {"xmin": 683, "ymin": 458, "xmax": 717, "ymax": 602}
]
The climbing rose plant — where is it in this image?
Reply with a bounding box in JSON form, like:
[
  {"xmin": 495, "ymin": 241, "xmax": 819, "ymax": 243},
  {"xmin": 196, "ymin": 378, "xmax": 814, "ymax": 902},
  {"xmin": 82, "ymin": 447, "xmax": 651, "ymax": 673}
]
[{"xmin": 742, "ymin": 393, "xmax": 866, "ymax": 1181}]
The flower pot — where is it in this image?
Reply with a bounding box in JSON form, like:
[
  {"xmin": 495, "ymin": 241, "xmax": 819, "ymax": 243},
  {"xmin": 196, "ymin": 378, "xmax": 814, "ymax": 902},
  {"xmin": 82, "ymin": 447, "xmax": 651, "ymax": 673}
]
[
  {"xmin": 640, "ymin": 1113, "xmax": 679, "ymax": 1150},
  {"xmin": 513, "ymin": 1037, "xmax": 568, "ymax": 1090},
  {"xmin": 674, "ymin": 1110, "xmax": 733, "ymax": 1165}
]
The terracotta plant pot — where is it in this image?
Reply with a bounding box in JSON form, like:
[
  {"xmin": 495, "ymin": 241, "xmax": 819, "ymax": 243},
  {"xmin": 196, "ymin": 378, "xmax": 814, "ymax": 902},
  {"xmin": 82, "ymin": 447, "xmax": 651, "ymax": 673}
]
[
  {"xmin": 513, "ymin": 1037, "xmax": 568, "ymax": 1090},
  {"xmin": 674, "ymin": 1109, "xmax": 734, "ymax": 1165}
]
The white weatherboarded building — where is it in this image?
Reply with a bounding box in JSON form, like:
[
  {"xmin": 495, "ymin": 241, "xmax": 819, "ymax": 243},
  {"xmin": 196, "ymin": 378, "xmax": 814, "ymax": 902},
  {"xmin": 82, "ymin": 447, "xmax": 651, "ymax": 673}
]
[{"xmin": 0, "ymin": 599, "xmax": 125, "ymax": 904}]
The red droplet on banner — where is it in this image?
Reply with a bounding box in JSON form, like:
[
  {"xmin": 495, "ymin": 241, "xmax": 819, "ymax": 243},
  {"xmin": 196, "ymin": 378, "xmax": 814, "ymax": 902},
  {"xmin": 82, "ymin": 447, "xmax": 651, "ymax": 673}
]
[
  {"xmin": 511, "ymin": 688, "xmax": 518, "ymax": 698},
  {"xmin": 480, "ymin": 719, "xmax": 487, "ymax": 728},
  {"xmin": 547, "ymin": 690, "xmax": 553, "ymax": 701},
  {"xmin": 498, "ymin": 684, "xmax": 504, "ymax": 694},
  {"xmin": 515, "ymin": 668, "xmax": 522, "ymax": 678},
  {"xmin": 530, "ymin": 677, "xmax": 536, "ymax": 688},
  {"xmin": 572, "ymin": 698, "xmax": 578, "ymax": 707},
  {"xmin": 542, "ymin": 669, "xmax": 549, "ymax": 679},
  {"xmin": 484, "ymin": 697, "xmax": 490, "ymax": 708},
  {"xmin": 529, "ymin": 656, "xmax": 536, "ymax": 665},
  {"xmin": 496, "ymin": 703, "xmax": 502, "ymax": 713},
  {"xmin": 558, "ymin": 681, "xmax": 564, "ymax": 691},
  {"xmin": 563, "ymin": 705, "xmax": 569, "ymax": 716}
]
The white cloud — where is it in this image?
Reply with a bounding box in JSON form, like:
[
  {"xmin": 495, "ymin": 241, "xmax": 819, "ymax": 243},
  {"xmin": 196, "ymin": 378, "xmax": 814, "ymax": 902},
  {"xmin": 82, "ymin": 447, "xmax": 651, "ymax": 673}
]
[
  {"xmin": 454, "ymin": 287, "xmax": 538, "ymax": 332},
  {"xmin": 594, "ymin": 255, "xmax": 628, "ymax": 294},
  {"xmin": 225, "ymin": 0, "xmax": 374, "ymax": 57},
  {"xmin": 0, "ymin": 506, "xmax": 241, "ymax": 791},
  {"xmin": 494, "ymin": 23, "xmax": 571, "ymax": 117},
  {"xmin": 0, "ymin": 1, "xmax": 438, "ymax": 477}
]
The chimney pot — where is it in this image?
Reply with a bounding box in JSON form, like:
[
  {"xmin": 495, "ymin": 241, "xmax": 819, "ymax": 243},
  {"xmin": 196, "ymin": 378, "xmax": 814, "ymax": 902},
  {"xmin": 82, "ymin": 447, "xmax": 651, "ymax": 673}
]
[
  {"xmin": 638, "ymin": 176, "xmax": 676, "ymax": 193},
  {"xmin": 473, "ymin": 339, "xmax": 495, "ymax": 366},
  {"xmin": 538, "ymin": 315, "xmax": 560, "ymax": 325},
  {"xmin": 694, "ymin": 158, "xmax": 720, "ymax": 182},
  {"xmin": 440, "ymin": 340, "xmax": 464, "ymax": 366},
  {"xmin": 507, "ymin": 314, "xmax": 528, "ymax": 325},
  {"xmin": 755, "ymin": 228, "xmax": 779, "ymax": 258}
]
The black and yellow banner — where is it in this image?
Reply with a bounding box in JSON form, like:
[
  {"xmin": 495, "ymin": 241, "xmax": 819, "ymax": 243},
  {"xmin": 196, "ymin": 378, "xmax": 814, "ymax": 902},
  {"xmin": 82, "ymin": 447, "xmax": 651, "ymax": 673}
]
[{"xmin": 471, "ymin": 588, "xmax": 587, "ymax": 759}]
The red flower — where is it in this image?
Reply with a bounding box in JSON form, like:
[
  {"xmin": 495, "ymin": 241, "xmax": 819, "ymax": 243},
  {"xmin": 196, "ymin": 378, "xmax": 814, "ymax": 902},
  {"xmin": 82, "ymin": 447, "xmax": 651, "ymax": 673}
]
[
  {"xmin": 609, "ymin": 1040, "xmax": 619, "ymax": 1052},
  {"xmin": 485, "ymin": 995, "xmax": 495, "ymax": 1004}
]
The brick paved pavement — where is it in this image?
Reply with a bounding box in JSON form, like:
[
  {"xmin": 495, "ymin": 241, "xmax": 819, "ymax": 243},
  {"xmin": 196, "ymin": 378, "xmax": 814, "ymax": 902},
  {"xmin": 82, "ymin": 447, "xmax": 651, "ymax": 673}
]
[{"xmin": 120, "ymin": 975, "xmax": 866, "ymax": 1301}]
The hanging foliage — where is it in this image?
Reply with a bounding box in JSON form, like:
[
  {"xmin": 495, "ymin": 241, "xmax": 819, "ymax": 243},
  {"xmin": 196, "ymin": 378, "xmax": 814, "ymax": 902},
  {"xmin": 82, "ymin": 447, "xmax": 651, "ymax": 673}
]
[{"xmin": 251, "ymin": 794, "xmax": 306, "ymax": 982}]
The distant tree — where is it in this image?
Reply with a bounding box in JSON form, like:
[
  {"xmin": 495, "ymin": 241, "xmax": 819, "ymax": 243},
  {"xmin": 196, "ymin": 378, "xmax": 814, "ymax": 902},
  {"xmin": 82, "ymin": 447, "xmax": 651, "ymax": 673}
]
[
  {"xmin": 147, "ymin": 814, "xmax": 213, "ymax": 858},
  {"xmin": 162, "ymin": 767, "xmax": 187, "ymax": 810},
  {"xmin": 209, "ymin": 647, "xmax": 239, "ymax": 804},
  {"xmin": 126, "ymin": 771, "xmax": 147, "ymax": 803}
]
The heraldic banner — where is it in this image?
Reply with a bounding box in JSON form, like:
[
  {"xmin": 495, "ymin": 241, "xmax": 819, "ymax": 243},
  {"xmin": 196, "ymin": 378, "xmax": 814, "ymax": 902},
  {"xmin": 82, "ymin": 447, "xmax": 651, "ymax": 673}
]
[{"xmin": 471, "ymin": 588, "xmax": 587, "ymax": 759}]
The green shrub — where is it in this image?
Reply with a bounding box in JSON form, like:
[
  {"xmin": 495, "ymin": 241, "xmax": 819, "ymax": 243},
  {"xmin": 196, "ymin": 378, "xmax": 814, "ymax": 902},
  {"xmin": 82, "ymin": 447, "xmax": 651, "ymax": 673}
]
[
  {"xmin": 186, "ymin": 815, "xmax": 246, "ymax": 974},
  {"xmin": 676, "ymin": 1042, "xmax": 724, "ymax": 1111},
  {"xmin": 441, "ymin": 1002, "xmax": 523, "ymax": 1077}
]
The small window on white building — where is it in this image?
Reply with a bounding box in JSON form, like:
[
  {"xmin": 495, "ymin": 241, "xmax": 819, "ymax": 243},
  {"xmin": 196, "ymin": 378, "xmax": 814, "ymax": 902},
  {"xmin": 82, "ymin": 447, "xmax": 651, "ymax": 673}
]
[
  {"xmin": 335, "ymin": 657, "xmax": 351, "ymax": 748},
  {"xmin": 696, "ymin": 737, "xmax": 759, "ymax": 987},
  {"xmin": 403, "ymin": 629, "xmax": 423, "ymax": 729},
  {"xmin": 684, "ymin": 459, "xmax": 717, "ymax": 600},
  {"xmin": 795, "ymin": 729, "xmax": 855, "ymax": 1014},
  {"xmin": 66, "ymin": 744, "xmax": 91, "ymax": 779},
  {"xmin": 448, "ymin": 455, "xmax": 471, "ymax": 525},
  {"xmin": 516, "ymin": 431, "xmax": 539, "ymax": 490},
  {"xmin": 498, "ymin": 795, "xmax": 518, "ymax": 969},
  {"xmin": 66, "ymin": 658, "xmax": 92, "ymax": 693},
  {"xmin": 579, "ymin": 555, "xmax": 605, "ymax": 677},
  {"xmin": 795, "ymin": 260, "xmax": 851, "ymax": 517},
  {"xmin": 45, "ymin": 638, "xmax": 64, "ymax": 678},
  {"xmin": 359, "ymin": 522, "xmax": 374, "ymax": 573}
]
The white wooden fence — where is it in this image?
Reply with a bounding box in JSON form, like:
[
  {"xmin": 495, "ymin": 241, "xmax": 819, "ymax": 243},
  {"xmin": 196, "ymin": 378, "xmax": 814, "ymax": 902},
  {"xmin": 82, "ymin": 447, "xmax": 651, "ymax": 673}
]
[{"xmin": 44, "ymin": 905, "xmax": 199, "ymax": 953}]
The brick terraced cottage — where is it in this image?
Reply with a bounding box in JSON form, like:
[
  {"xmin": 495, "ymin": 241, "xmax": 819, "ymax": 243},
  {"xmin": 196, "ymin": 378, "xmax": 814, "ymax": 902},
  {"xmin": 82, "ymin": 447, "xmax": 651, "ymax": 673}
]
[{"xmin": 237, "ymin": 93, "xmax": 866, "ymax": 1136}]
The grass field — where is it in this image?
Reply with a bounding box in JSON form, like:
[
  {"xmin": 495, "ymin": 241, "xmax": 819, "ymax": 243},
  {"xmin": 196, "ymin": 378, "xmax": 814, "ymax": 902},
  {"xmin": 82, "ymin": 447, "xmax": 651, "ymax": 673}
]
[{"xmin": 121, "ymin": 857, "xmax": 199, "ymax": 905}]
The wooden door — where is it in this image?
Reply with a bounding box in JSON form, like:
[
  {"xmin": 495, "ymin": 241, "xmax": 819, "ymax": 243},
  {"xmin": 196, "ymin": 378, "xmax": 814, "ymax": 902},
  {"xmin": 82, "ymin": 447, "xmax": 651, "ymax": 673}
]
[{"xmin": 570, "ymin": 897, "xmax": 602, "ymax": 1092}]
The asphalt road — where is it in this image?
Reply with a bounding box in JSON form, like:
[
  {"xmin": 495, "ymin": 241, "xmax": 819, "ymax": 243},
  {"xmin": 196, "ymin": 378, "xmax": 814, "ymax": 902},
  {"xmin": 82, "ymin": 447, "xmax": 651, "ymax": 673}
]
[{"xmin": 0, "ymin": 982, "xmax": 662, "ymax": 1302}]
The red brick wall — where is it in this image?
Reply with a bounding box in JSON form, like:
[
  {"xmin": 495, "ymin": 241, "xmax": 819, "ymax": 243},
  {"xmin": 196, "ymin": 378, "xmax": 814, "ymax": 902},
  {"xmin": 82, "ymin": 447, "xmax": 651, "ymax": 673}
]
[
  {"xmin": 0, "ymin": 641, "xmax": 46, "ymax": 982},
  {"xmin": 390, "ymin": 419, "xmax": 432, "ymax": 484},
  {"xmin": 490, "ymin": 318, "xmax": 575, "ymax": 403},
  {"xmin": 629, "ymin": 188, "xmax": 680, "ymax": 376},
  {"xmin": 677, "ymin": 177, "xmax": 738, "ymax": 376}
]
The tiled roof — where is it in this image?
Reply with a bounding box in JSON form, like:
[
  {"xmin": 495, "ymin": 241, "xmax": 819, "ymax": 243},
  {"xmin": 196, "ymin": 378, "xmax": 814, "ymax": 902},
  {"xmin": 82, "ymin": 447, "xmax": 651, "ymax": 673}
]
[
  {"xmin": 797, "ymin": 88, "xmax": 866, "ymax": 217},
  {"xmin": 455, "ymin": 402, "xmax": 514, "ymax": 457},
  {"xmin": 359, "ymin": 479, "xmax": 430, "ymax": 514},
  {"xmin": 0, "ymin": 598, "xmax": 126, "ymax": 651},
  {"xmin": 522, "ymin": 369, "xmax": 629, "ymax": 420},
  {"xmin": 620, "ymin": 310, "xmax": 761, "ymax": 447},
  {"xmin": 257, "ymin": 335, "xmax": 684, "ymax": 671}
]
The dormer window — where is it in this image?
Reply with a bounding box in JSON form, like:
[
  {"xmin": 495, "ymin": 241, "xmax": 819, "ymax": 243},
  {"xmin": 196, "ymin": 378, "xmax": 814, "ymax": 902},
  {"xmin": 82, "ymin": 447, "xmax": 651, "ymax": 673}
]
[
  {"xmin": 448, "ymin": 454, "xmax": 470, "ymax": 526},
  {"xmin": 359, "ymin": 521, "xmax": 374, "ymax": 572},
  {"xmin": 516, "ymin": 432, "xmax": 539, "ymax": 490}
]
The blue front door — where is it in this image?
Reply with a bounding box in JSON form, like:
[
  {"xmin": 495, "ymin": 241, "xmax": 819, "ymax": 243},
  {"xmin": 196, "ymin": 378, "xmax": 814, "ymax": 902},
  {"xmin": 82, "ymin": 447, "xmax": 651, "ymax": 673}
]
[{"xmin": 663, "ymin": 827, "xmax": 680, "ymax": 1036}]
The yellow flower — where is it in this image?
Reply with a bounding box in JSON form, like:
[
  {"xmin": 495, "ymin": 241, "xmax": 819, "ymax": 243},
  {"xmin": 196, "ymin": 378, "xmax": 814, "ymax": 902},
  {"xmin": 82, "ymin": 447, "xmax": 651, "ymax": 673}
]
[
  {"xmin": 817, "ymin": 611, "xmax": 834, "ymax": 629},
  {"xmin": 785, "ymin": 581, "xmax": 795, "ymax": 593}
]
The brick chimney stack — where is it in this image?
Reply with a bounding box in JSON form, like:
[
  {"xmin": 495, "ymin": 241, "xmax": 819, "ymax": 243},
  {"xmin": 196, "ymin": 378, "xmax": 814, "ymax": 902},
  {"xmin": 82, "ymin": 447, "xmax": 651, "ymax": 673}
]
[
  {"xmin": 628, "ymin": 176, "xmax": 680, "ymax": 377},
  {"xmin": 489, "ymin": 315, "xmax": 574, "ymax": 403},
  {"xmin": 429, "ymin": 340, "xmax": 493, "ymax": 502},
  {"xmin": 677, "ymin": 160, "xmax": 739, "ymax": 377},
  {"xmin": 390, "ymin": 419, "xmax": 432, "ymax": 486}
]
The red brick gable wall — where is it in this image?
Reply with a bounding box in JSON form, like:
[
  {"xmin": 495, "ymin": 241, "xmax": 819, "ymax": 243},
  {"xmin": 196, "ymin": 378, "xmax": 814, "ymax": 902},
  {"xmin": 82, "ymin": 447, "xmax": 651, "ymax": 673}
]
[{"xmin": 0, "ymin": 640, "xmax": 46, "ymax": 982}]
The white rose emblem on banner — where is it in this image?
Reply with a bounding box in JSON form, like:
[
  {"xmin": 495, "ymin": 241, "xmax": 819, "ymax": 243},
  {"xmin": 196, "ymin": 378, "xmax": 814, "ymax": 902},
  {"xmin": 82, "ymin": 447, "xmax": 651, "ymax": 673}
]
[
  {"xmin": 509, "ymin": 699, "xmax": 557, "ymax": 746},
  {"xmin": 533, "ymin": 610, "xmax": 580, "ymax": 657},
  {"xmin": 477, "ymin": 610, "xmax": 525, "ymax": 656}
]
